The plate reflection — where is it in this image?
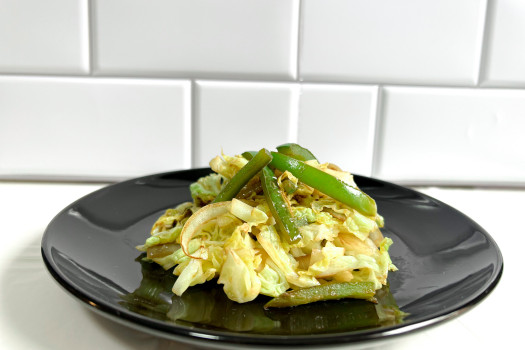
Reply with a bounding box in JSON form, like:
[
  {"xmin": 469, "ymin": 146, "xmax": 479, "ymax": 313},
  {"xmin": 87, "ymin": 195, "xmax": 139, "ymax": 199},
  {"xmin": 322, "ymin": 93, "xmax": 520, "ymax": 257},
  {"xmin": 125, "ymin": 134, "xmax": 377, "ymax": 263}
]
[{"xmin": 120, "ymin": 255, "xmax": 407, "ymax": 335}]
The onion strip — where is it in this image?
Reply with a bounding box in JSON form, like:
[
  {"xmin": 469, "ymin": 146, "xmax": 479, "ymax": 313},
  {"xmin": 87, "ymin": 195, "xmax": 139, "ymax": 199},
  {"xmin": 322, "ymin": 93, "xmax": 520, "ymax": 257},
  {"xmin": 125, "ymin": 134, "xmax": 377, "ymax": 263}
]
[{"xmin": 180, "ymin": 201, "xmax": 231, "ymax": 258}]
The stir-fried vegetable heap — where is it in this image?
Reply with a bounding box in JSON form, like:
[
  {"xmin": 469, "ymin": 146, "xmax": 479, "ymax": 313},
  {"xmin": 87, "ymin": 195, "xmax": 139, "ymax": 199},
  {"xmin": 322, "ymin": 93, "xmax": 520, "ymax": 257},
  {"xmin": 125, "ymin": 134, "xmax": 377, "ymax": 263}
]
[{"xmin": 137, "ymin": 144, "xmax": 397, "ymax": 308}]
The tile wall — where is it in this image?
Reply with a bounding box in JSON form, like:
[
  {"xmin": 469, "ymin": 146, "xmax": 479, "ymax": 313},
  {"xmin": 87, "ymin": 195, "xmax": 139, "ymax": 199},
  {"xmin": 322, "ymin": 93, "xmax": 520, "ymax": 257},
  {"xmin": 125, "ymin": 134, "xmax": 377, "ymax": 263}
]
[{"xmin": 0, "ymin": 0, "xmax": 524, "ymax": 186}]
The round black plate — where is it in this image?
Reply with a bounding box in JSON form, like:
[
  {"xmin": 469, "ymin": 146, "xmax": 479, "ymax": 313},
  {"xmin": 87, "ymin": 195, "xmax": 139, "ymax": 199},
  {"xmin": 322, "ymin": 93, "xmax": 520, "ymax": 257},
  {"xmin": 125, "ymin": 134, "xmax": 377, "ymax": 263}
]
[{"xmin": 41, "ymin": 168, "xmax": 503, "ymax": 348}]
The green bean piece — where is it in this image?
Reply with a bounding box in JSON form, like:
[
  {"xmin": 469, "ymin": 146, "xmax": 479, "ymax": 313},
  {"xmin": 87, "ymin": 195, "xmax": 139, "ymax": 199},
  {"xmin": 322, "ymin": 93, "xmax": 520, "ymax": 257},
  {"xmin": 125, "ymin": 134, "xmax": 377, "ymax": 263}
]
[
  {"xmin": 264, "ymin": 281, "xmax": 377, "ymax": 308},
  {"xmin": 212, "ymin": 148, "xmax": 272, "ymax": 203},
  {"xmin": 241, "ymin": 151, "xmax": 257, "ymax": 160},
  {"xmin": 260, "ymin": 166, "xmax": 301, "ymax": 243},
  {"xmin": 269, "ymin": 152, "xmax": 377, "ymax": 217},
  {"xmin": 276, "ymin": 143, "xmax": 318, "ymax": 161}
]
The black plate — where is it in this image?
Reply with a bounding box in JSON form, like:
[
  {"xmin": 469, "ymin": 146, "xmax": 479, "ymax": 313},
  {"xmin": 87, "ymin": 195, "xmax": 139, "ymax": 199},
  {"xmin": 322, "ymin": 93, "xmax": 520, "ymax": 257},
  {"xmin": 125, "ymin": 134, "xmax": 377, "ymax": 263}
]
[{"xmin": 41, "ymin": 168, "xmax": 503, "ymax": 348}]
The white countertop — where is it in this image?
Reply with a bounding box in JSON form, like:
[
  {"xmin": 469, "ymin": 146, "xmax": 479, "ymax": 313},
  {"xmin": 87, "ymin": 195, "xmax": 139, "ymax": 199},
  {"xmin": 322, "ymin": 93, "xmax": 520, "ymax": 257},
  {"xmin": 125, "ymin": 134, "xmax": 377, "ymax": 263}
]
[{"xmin": 0, "ymin": 181, "xmax": 521, "ymax": 350}]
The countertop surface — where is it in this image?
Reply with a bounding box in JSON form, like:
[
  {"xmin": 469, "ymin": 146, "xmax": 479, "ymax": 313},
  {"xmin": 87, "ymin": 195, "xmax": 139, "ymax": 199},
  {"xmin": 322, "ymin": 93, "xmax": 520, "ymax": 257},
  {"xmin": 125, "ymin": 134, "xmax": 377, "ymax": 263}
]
[{"xmin": 0, "ymin": 181, "xmax": 520, "ymax": 350}]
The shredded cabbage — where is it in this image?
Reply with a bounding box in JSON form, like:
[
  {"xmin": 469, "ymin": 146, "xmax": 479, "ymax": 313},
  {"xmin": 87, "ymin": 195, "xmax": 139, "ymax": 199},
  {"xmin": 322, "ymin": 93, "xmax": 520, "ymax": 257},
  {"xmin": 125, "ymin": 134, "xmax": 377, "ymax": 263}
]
[
  {"xmin": 138, "ymin": 150, "xmax": 397, "ymax": 304},
  {"xmin": 190, "ymin": 173, "xmax": 226, "ymax": 206}
]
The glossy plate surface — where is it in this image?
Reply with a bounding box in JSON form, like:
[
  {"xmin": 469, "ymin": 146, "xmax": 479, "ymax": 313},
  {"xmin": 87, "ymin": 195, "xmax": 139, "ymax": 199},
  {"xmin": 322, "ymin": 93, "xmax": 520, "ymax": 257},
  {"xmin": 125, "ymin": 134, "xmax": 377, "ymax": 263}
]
[{"xmin": 41, "ymin": 169, "xmax": 503, "ymax": 348}]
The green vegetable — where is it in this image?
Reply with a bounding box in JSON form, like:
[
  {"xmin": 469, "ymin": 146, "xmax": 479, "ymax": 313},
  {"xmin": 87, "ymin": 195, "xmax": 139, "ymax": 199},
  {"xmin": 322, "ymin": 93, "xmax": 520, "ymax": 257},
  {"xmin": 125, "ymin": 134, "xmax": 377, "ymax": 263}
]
[
  {"xmin": 212, "ymin": 148, "xmax": 272, "ymax": 203},
  {"xmin": 276, "ymin": 143, "xmax": 317, "ymax": 161},
  {"xmin": 260, "ymin": 166, "xmax": 301, "ymax": 243},
  {"xmin": 264, "ymin": 281, "xmax": 377, "ymax": 308},
  {"xmin": 241, "ymin": 151, "xmax": 257, "ymax": 160},
  {"xmin": 242, "ymin": 150, "xmax": 302, "ymax": 243},
  {"xmin": 269, "ymin": 152, "xmax": 377, "ymax": 217}
]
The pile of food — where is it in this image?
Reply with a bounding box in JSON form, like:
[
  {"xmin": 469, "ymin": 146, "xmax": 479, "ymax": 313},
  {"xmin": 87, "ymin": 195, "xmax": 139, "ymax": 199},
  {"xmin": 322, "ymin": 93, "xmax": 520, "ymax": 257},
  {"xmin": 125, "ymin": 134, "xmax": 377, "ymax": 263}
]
[{"xmin": 137, "ymin": 144, "xmax": 397, "ymax": 308}]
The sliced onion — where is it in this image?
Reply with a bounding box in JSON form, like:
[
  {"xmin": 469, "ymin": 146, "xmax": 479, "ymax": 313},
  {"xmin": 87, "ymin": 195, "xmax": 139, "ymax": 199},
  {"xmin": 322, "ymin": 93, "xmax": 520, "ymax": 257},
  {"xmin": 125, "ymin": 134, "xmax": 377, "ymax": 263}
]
[{"xmin": 180, "ymin": 201, "xmax": 231, "ymax": 258}]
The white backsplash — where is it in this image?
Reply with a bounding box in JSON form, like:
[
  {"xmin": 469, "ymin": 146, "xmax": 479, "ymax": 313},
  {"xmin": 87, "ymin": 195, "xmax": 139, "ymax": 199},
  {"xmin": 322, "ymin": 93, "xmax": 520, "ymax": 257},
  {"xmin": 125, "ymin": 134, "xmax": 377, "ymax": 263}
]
[
  {"xmin": 300, "ymin": 0, "xmax": 487, "ymax": 85},
  {"xmin": 482, "ymin": 0, "xmax": 525, "ymax": 87},
  {"xmin": 297, "ymin": 84, "xmax": 378, "ymax": 177},
  {"xmin": 0, "ymin": 76, "xmax": 191, "ymax": 179},
  {"xmin": 376, "ymin": 86, "xmax": 525, "ymax": 186},
  {"xmin": 0, "ymin": 0, "xmax": 523, "ymax": 186},
  {"xmin": 0, "ymin": 0, "xmax": 89, "ymax": 74}
]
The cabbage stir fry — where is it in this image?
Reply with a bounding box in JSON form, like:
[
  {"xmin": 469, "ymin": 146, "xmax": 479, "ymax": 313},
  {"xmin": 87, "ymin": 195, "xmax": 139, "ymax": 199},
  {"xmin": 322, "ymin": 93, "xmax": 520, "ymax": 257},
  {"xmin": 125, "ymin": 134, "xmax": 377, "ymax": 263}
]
[{"xmin": 137, "ymin": 144, "xmax": 397, "ymax": 308}]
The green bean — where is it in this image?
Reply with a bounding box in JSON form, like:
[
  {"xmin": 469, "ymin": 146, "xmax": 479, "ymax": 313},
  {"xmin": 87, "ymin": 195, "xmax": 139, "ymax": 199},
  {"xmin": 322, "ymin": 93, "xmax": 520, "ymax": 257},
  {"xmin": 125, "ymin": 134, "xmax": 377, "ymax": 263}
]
[
  {"xmin": 212, "ymin": 148, "xmax": 272, "ymax": 203},
  {"xmin": 260, "ymin": 166, "xmax": 301, "ymax": 243},
  {"xmin": 264, "ymin": 281, "xmax": 377, "ymax": 308},
  {"xmin": 270, "ymin": 152, "xmax": 377, "ymax": 217},
  {"xmin": 276, "ymin": 143, "xmax": 317, "ymax": 161}
]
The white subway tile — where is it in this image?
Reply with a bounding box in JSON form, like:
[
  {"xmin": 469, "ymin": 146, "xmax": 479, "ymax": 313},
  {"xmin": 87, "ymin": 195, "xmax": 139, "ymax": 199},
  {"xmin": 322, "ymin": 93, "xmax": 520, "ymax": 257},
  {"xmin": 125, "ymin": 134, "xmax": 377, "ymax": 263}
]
[
  {"xmin": 194, "ymin": 81, "xmax": 297, "ymax": 166},
  {"xmin": 297, "ymin": 84, "xmax": 378, "ymax": 176},
  {"xmin": 300, "ymin": 0, "xmax": 486, "ymax": 85},
  {"xmin": 0, "ymin": 0, "xmax": 89, "ymax": 74},
  {"xmin": 375, "ymin": 86, "xmax": 525, "ymax": 185},
  {"xmin": 93, "ymin": 0, "xmax": 299, "ymax": 80},
  {"xmin": 0, "ymin": 77, "xmax": 191, "ymax": 180},
  {"xmin": 483, "ymin": 0, "xmax": 525, "ymax": 87}
]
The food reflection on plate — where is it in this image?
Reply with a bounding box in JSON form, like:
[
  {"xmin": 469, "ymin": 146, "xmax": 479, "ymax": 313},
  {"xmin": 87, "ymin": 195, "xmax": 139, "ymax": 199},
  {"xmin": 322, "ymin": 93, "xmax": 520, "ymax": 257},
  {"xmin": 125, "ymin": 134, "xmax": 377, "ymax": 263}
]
[{"xmin": 120, "ymin": 255, "xmax": 407, "ymax": 335}]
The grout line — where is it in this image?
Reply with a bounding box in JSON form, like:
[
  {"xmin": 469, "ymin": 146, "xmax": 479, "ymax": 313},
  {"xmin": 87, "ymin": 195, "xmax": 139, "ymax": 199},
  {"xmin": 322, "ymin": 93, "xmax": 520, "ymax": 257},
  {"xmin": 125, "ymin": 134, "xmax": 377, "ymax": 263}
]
[
  {"xmin": 2, "ymin": 71, "xmax": 525, "ymax": 90},
  {"xmin": 475, "ymin": 0, "xmax": 492, "ymax": 86},
  {"xmin": 86, "ymin": 0, "xmax": 95, "ymax": 75},
  {"xmin": 294, "ymin": 0, "xmax": 303, "ymax": 82},
  {"xmin": 190, "ymin": 80, "xmax": 199, "ymax": 168},
  {"xmin": 370, "ymin": 86, "xmax": 384, "ymax": 177},
  {"xmin": 183, "ymin": 80, "xmax": 193, "ymax": 169}
]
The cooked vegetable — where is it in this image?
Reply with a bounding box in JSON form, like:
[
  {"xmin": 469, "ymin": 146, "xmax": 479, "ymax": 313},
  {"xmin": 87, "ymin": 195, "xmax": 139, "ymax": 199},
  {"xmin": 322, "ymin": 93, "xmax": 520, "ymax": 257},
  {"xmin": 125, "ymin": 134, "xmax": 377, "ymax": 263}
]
[
  {"xmin": 260, "ymin": 166, "xmax": 301, "ymax": 243},
  {"xmin": 241, "ymin": 151, "xmax": 257, "ymax": 162},
  {"xmin": 179, "ymin": 201, "xmax": 230, "ymax": 258},
  {"xmin": 276, "ymin": 143, "xmax": 317, "ymax": 161},
  {"xmin": 269, "ymin": 152, "xmax": 377, "ymax": 217},
  {"xmin": 241, "ymin": 150, "xmax": 301, "ymax": 243},
  {"xmin": 137, "ymin": 144, "xmax": 397, "ymax": 308},
  {"xmin": 213, "ymin": 148, "xmax": 272, "ymax": 203},
  {"xmin": 264, "ymin": 281, "xmax": 377, "ymax": 308},
  {"xmin": 147, "ymin": 242, "xmax": 179, "ymax": 259},
  {"xmin": 190, "ymin": 173, "xmax": 226, "ymax": 206}
]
